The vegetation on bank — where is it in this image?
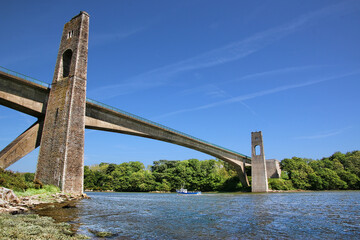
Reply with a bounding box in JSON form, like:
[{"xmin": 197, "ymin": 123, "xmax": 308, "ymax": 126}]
[
  {"xmin": 0, "ymin": 168, "xmax": 60, "ymax": 200},
  {"xmin": 0, "ymin": 168, "xmax": 37, "ymax": 191},
  {"xmin": 271, "ymin": 151, "xmax": 360, "ymax": 190},
  {"xmin": 1, "ymin": 151, "xmax": 359, "ymax": 193},
  {"xmin": 14, "ymin": 185, "xmax": 60, "ymax": 197},
  {"xmin": 84, "ymin": 159, "xmax": 248, "ymax": 192},
  {"xmin": 0, "ymin": 171, "xmax": 85, "ymax": 239},
  {"xmin": 0, "ymin": 214, "xmax": 88, "ymax": 240},
  {"xmin": 84, "ymin": 151, "xmax": 360, "ymax": 192}
]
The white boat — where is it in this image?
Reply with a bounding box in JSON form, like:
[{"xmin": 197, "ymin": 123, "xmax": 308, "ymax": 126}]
[{"xmin": 176, "ymin": 187, "xmax": 201, "ymax": 195}]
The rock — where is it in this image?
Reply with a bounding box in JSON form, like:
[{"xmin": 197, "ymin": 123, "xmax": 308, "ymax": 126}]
[
  {"xmin": 0, "ymin": 207, "xmax": 8, "ymax": 214},
  {"xmin": 88, "ymin": 229, "xmax": 116, "ymax": 238},
  {"xmin": 81, "ymin": 193, "xmax": 91, "ymax": 199},
  {"xmin": 8, "ymin": 206, "xmax": 28, "ymax": 215},
  {"xmin": 62, "ymin": 202, "xmax": 77, "ymax": 208},
  {"xmin": 0, "ymin": 187, "xmax": 20, "ymax": 204},
  {"xmin": 0, "ymin": 198, "xmax": 8, "ymax": 208},
  {"xmin": 0, "ymin": 206, "xmax": 28, "ymax": 215}
]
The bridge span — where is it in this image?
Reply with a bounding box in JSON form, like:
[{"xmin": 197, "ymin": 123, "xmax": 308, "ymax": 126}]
[
  {"xmin": 0, "ymin": 66, "xmax": 250, "ymax": 187},
  {"xmin": 0, "ymin": 12, "xmax": 271, "ymax": 194}
]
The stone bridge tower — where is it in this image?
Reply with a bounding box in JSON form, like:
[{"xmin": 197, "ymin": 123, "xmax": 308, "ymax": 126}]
[
  {"xmin": 251, "ymin": 131, "xmax": 268, "ymax": 192},
  {"xmin": 35, "ymin": 12, "xmax": 89, "ymax": 195}
]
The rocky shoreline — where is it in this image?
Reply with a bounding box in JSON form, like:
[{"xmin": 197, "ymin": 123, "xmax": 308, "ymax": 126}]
[{"xmin": 0, "ymin": 187, "xmax": 89, "ymax": 215}]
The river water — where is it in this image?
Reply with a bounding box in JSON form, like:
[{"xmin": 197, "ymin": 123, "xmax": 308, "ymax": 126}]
[{"xmin": 36, "ymin": 191, "xmax": 360, "ymax": 239}]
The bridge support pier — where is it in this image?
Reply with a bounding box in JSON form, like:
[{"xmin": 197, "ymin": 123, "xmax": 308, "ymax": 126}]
[
  {"xmin": 251, "ymin": 131, "xmax": 268, "ymax": 192},
  {"xmin": 35, "ymin": 12, "xmax": 89, "ymax": 195},
  {"xmin": 232, "ymin": 160, "xmax": 249, "ymax": 188}
]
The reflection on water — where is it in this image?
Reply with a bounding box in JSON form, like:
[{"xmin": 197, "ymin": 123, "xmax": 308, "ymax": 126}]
[{"xmin": 36, "ymin": 191, "xmax": 360, "ymax": 239}]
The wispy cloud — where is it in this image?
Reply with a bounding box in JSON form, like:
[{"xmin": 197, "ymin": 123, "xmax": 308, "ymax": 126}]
[
  {"xmin": 231, "ymin": 65, "xmax": 324, "ymax": 83},
  {"xmin": 295, "ymin": 127, "xmax": 351, "ymax": 140},
  {"xmin": 90, "ymin": 1, "xmax": 355, "ymax": 99},
  {"xmin": 154, "ymin": 71, "xmax": 359, "ymax": 119},
  {"xmin": 181, "ymin": 64, "xmax": 324, "ymax": 99}
]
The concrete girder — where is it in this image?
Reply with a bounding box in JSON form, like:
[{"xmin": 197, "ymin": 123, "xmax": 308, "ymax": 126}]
[
  {"xmin": 0, "ymin": 71, "xmax": 49, "ymax": 117},
  {"xmin": 0, "ymin": 91, "xmax": 45, "ymax": 117},
  {"xmin": 0, "ymin": 121, "xmax": 43, "ymax": 169}
]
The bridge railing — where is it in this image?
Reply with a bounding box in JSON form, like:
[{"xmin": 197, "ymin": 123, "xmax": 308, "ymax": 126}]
[
  {"xmin": 86, "ymin": 98, "xmax": 250, "ymax": 159},
  {"xmin": 0, "ymin": 66, "xmax": 50, "ymax": 88}
]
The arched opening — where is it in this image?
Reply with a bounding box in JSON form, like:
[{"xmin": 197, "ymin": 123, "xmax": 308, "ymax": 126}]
[
  {"xmin": 255, "ymin": 145, "xmax": 261, "ymax": 156},
  {"xmin": 62, "ymin": 49, "xmax": 72, "ymax": 78}
]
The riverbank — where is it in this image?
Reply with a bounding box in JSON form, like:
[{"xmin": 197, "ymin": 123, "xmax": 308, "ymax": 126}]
[
  {"xmin": 0, "ymin": 187, "xmax": 90, "ymax": 239},
  {"xmin": 0, "ymin": 187, "xmax": 89, "ymax": 214}
]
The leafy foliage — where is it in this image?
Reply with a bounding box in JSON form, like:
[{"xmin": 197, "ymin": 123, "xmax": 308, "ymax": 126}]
[
  {"xmin": 0, "ymin": 168, "xmax": 57, "ymax": 194},
  {"xmin": 2, "ymin": 151, "xmax": 358, "ymax": 193},
  {"xmin": 84, "ymin": 159, "xmax": 246, "ymax": 192},
  {"xmin": 268, "ymin": 178, "xmax": 294, "ymax": 190},
  {"xmin": 85, "ymin": 151, "xmax": 359, "ymax": 192},
  {"xmin": 0, "ymin": 168, "xmax": 30, "ymax": 191},
  {"xmin": 278, "ymin": 151, "xmax": 360, "ymax": 190}
]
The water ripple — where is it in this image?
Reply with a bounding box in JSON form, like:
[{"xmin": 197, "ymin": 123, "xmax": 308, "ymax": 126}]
[{"xmin": 37, "ymin": 191, "xmax": 360, "ymax": 239}]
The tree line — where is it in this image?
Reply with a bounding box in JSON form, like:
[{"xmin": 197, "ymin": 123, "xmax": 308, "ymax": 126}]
[
  {"xmin": 84, "ymin": 151, "xmax": 360, "ymax": 192},
  {"xmin": 1, "ymin": 151, "xmax": 359, "ymax": 192},
  {"xmin": 84, "ymin": 159, "xmax": 246, "ymax": 192},
  {"xmin": 270, "ymin": 150, "xmax": 360, "ymax": 190}
]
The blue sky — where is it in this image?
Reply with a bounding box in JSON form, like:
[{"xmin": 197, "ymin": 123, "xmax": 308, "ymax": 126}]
[{"xmin": 1, "ymin": 0, "xmax": 359, "ymax": 172}]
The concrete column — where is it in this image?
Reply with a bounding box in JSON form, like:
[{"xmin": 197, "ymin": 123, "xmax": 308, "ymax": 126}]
[
  {"xmin": 35, "ymin": 12, "xmax": 89, "ymax": 195},
  {"xmin": 231, "ymin": 161, "xmax": 249, "ymax": 188},
  {"xmin": 0, "ymin": 121, "xmax": 43, "ymax": 169},
  {"xmin": 251, "ymin": 131, "xmax": 268, "ymax": 192}
]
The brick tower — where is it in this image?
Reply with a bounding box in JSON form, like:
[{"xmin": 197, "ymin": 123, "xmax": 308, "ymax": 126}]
[
  {"xmin": 35, "ymin": 12, "xmax": 89, "ymax": 195},
  {"xmin": 251, "ymin": 131, "xmax": 268, "ymax": 192}
]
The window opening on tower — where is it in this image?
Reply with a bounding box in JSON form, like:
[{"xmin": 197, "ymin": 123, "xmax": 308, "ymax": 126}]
[{"xmin": 62, "ymin": 49, "xmax": 72, "ymax": 78}]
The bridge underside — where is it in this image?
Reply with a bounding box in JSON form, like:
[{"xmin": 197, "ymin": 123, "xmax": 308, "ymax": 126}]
[{"xmin": 0, "ymin": 70, "xmax": 251, "ymax": 188}]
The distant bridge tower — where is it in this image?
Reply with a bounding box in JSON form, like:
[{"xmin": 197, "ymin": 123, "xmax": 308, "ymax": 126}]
[
  {"xmin": 251, "ymin": 131, "xmax": 268, "ymax": 192},
  {"xmin": 35, "ymin": 12, "xmax": 89, "ymax": 195}
]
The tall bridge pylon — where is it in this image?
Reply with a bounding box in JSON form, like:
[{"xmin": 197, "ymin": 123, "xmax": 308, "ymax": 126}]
[
  {"xmin": 0, "ymin": 12, "xmax": 272, "ymax": 194},
  {"xmin": 35, "ymin": 12, "xmax": 89, "ymax": 194}
]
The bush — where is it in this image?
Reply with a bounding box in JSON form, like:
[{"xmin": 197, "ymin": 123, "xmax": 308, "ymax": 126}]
[
  {"xmin": 0, "ymin": 168, "xmax": 28, "ymax": 191},
  {"xmin": 268, "ymin": 178, "xmax": 294, "ymax": 190}
]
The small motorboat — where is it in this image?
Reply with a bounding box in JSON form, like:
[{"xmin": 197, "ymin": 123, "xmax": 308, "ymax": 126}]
[{"xmin": 176, "ymin": 187, "xmax": 201, "ymax": 195}]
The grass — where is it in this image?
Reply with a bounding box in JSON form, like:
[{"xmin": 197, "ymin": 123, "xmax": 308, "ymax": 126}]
[
  {"xmin": 0, "ymin": 214, "xmax": 89, "ymax": 240},
  {"xmin": 14, "ymin": 185, "xmax": 60, "ymax": 197}
]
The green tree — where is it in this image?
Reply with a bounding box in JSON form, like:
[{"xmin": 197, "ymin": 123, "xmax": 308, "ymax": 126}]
[{"xmin": 281, "ymin": 157, "xmax": 314, "ymax": 189}]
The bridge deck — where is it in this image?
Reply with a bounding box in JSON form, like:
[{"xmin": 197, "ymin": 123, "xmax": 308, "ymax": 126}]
[{"xmin": 0, "ymin": 66, "xmax": 251, "ymax": 161}]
